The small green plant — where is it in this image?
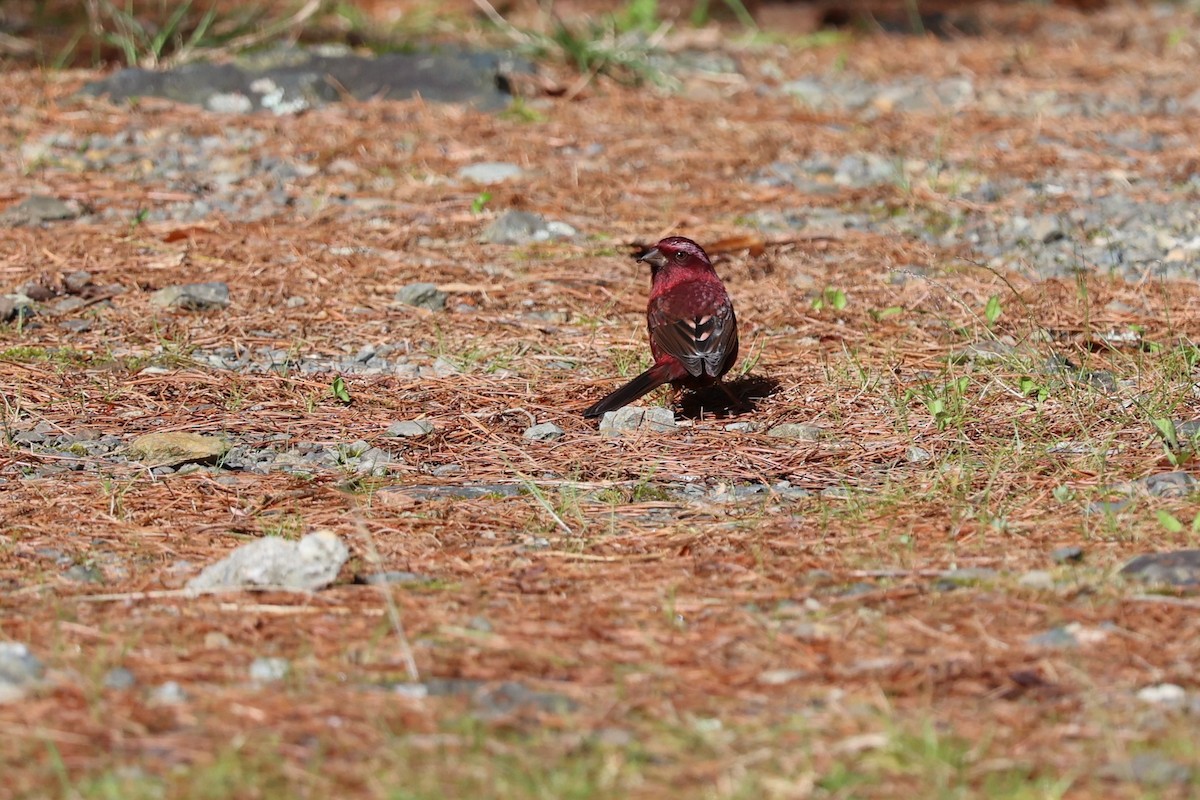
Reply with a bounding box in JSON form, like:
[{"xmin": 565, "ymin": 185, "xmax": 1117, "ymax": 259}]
[
  {"xmin": 1157, "ymin": 509, "xmax": 1184, "ymax": 534},
  {"xmin": 908, "ymin": 375, "xmax": 970, "ymax": 431},
  {"xmin": 331, "ymin": 376, "xmax": 351, "ymax": 404},
  {"xmin": 811, "ymin": 286, "xmax": 848, "ymax": 312},
  {"xmin": 500, "ymin": 97, "xmax": 546, "ymax": 123},
  {"xmin": 869, "ymin": 305, "xmax": 904, "ymax": 322},
  {"xmin": 1018, "ymin": 375, "xmax": 1050, "ymax": 404},
  {"xmin": 984, "ymin": 294, "xmax": 1002, "ymax": 327},
  {"xmin": 470, "ymin": 191, "xmax": 492, "ymax": 214}
]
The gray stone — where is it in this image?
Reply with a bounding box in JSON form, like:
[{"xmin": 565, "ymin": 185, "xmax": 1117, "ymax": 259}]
[
  {"xmin": 1102, "ymin": 753, "xmax": 1192, "ymax": 786},
  {"xmin": 63, "ymin": 564, "xmax": 104, "ymax": 583},
  {"xmin": 599, "ymin": 406, "xmax": 645, "ymax": 433},
  {"xmin": 103, "ymin": 667, "xmax": 136, "ymax": 690},
  {"xmin": 481, "ymin": 210, "xmax": 576, "ymax": 245},
  {"xmin": 150, "ymin": 282, "xmax": 231, "ymax": 310},
  {"xmin": 1136, "ymin": 683, "xmax": 1186, "ymax": 706},
  {"xmin": 1137, "ymin": 471, "xmax": 1196, "ymax": 498},
  {"xmin": 0, "ymin": 642, "xmax": 44, "ymax": 703},
  {"xmin": 431, "ymin": 356, "xmax": 460, "ymax": 377},
  {"xmin": 723, "ymin": 421, "xmax": 761, "ymax": 433},
  {"xmin": 1051, "ymin": 545, "xmax": 1084, "ymax": 564},
  {"xmin": 1120, "ymin": 550, "xmax": 1200, "ymax": 587},
  {"xmin": 642, "ymin": 407, "xmax": 677, "ymax": 432},
  {"xmin": 1018, "ymin": 570, "xmax": 1054, "ymax": 590},
  {"xmin": 523, "ymin": 422, "xmax": 565, "ymax": 442},
  {"xmin": 187, "ymin": 530, "xmax": 349, "ymax": 592},
  {"xmin": 905, "ymin": 446, "xmax": 932, "ymax": 463},
  {"xmin": 150, "ymin": 681, "xmax": 187, "ymax": 705},
  {"xmin": 0, "ymin": 293, "xmax": 36, "ymax": 323},
  {"xmin": 767, "ymin": 423, "xmax": 824, "ymax": 441},
  {"xmin": 1029, "ymin": 214, "xmax": 1066, "ymax": 243},
  {"xmin": 431, "ymin": 463, "xmax": 463, "ymax": 477},
  {"xmin": 386, "ymin": 420, "xmax": 434, "ymax": 439},
  {"xmin": 1, "ymin": 195, "xmax": 79, "ymax": 226},
  {"xmin": 83, "ymin": 49, "xmax": 531, "ymax": 113},
  {"xmin": 395, "ymin": 282, "xmax": 447, "ymax": 311},
  {"xmin": 359, "ymin": 571, "xmax": 434, "ymax": 585},
  {"xmin": 249, "ymin": 657, "xmax": 290, "ymax": 683},
  {"xmin": 1028, "ymin": 626, "xmax": 1080, "ymax": 649},
  {"xmin": 458, "ymin": 162, "xmax": 523, "ymax": 184}
]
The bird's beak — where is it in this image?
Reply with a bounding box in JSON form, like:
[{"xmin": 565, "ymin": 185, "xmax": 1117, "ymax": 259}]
[{"xmin": 637, "ymin": 247, "xmax": 667, "ymax": 268}]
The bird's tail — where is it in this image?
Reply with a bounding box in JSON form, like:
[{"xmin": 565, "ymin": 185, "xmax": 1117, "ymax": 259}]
[{"xmin": 583, "ymin": 363, "xmax": 675, "ymax": 418}]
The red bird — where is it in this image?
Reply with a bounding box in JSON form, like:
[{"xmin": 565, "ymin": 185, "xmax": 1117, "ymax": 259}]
[{"xmin": 584, "ymin": 236, "xmax": 739, "ymax": 418}]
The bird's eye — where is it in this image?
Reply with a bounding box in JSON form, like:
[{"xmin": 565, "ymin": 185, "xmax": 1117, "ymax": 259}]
[{"xmin": 673, "ymin": 250, "xmax": 687, "ymax": 263}]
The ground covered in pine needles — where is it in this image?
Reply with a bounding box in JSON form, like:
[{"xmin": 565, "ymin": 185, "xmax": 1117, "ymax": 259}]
[{"xmin": 3, "ymin": 1, "xmax": 1200, "ymax": 797}]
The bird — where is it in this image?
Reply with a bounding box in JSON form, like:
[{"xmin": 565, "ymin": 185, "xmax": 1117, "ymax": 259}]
[{"xmin": 584, "ymin": 236, "xmax": 739, "ymax": 418}]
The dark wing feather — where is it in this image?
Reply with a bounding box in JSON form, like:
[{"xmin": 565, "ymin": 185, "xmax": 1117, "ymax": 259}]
[{"xmin": 648, "ymin": 284, "xmax": 738, "ymax": 379}]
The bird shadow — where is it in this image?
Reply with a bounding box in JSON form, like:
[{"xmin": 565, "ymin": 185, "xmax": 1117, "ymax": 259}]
[{"xmin": 676, "ymin": 374, "xmax": 781, "ymax": 420}]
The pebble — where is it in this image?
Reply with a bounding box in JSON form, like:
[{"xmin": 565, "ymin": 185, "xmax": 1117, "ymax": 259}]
[
  {"xmin": 1120, "ymin": 550, "xmax": 1200, "ymax": 587},
  {"xmin": 103, "ymin": 667, "xmax": 136, "ymax": 690},
  {"xmin": 767, "ymin": 423, "xmax": 823, "ymax": 441},
  {"xmin": 0, "ymin": 642, "xmax": 44, "ymax": 702},
  {"xmin": 1051, "ymin": 545, "xmax": 1084, "ymax": 564},
  {"xmin": 457, "ymin": 162, "xmax": 523, "ymax": 184},
  {"xmin": 359, "ymin": 571, "xmax": 434, "ymax": 585},
  {"xmin": 523, "ymin": 422, "xmax": 564, "ymax": 442},
  {"xmin": 1136, "ymin": 683, "xmax": 1186, "ymax": 706},
  {"xmin": 386, "ymin": 420, "xmax": 434, "ymax": 438},
  {"xmin": 249, "ymin": 657, "xmax": 290, "ymax": 683},
  {"xmin": 149, "ymin": 282, "xmax": 231, "ymax": 310},
  {"xmin": 480, "ymin": 210, "xmax": 576, "ymax": 245},
  {"xmin": 150, "ymin": 681, "xmax": 187, "ymax": 705},
  {"xmin": 395, "ymin": 282, "xmax": 447, "ymax": 311},
  {"xmin": 187, "ymin": 530, "xmax": 349, "ymax": 592},
  {"xmin": 1017, "ymin": 570, "xmax": 1054, "ymax": 590}
]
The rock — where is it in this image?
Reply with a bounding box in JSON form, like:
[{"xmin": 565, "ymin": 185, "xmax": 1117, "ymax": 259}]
[
  {"xmin": 386, "ymin": 420, "xmax": 434, "ymax": 438},
  {"xmin": 723, "ymin": 421, "xmax": 760, "ymax": 433},
  {"xmin": 0, "ymin": 642, "xmax": 44, "ymax": 703},
  {"xmin": 1101, "ymin": 753, "xmax": 1192, "ymax": 786},
  {"xmin": 933, "ymin": 568, "xmax": 998, "ymax": 591},
  {"xmin": 457, "ymin": 162, "xmax": 523, "ymax": 184},
  {"xmin": 598, "ymin": 406, "xmax": 652, "ymax": 434},
  {"xmin": 523, "ymin": 422, "xmax": 564, "ymax": 442},
  {"xmin": 948, "ymin": 340, "xmax": 1014, "ymax": 364},
  {"xmin": 481, "ymin": 210, "xmax": 577, "ymax": 245},
  {"xmin": 83, "ymin": 49, "xmax": 531, "ymax": 113},
  {"xmin": 1029, "ymin": 214, "xmax": 1066, "ymax": 244},
  {"xmin": 642, "ymin": 407, "xmax": 677, "ymax": 432},
  {"xmin": 150, "ymin": 282, "xmax": 231, "ymax": 310},
  {"xmin": 431, "ymin": 356, "xmax": 460, "ymax": 377},
  {"xmin": 395, "ymin": 282, "xmax": 447, "ymax": 311},
  {"xmin": 150, "ymin": 681, "xmax": 187, "ymax": 705},
  {"xmin": 0, "ymin": 293, "xmax": 36, "ymax": 323},
  {"xmin": 186, "ymin": 530, "xmax": 349, "ymax": 592},
  {"xmin": 0, "ymin": 195, "xmax": 79, "ymax": 227},
  {"xmin": 63, "ymin": 270, "xmax": 93, "ymax": 294},
  {"xmin": 62, "ymin": 564, "xmax": 104, "ymax": 583},
  {"xmin": 1051, "ymin": 545, "xmax": 1084, "ymax": 564},
  {"xmin": 905, "ymin": 446, "xmax": 931, "ymax": 463},
  {"xmin": 127, "ymin": 432, "xmax": 229, "ymax": 467},
  {"xmin": 767, "ymin": 423, "xmax": 824, "ymax": 441},
  {"xmin": 1137, "ymin": 683, "xmax": 1186, "ymax": 706},
  {"xmin": 1018, "ymin": 570, "xmax": 1054, "ymax": 590},
  {"xmin": 249, "ymin": 657, "xmax": 290, "ymax": 683},
  {"xmin": 1136, "ymin": 471, "xmax": 1196, "ymax": 498},
  {"xmin": 358, "ymin": 571, "xmax": 434, "ymax": 585},
  {"xmin": 1028, "ymin": 626, "xmax": 1080, "ymax": 649},
  {"xmin": 1120, "ymin": 550, "xmax": 1200, "ymax": 587},
  {"xmin": 103, "ymin": 667, "xmax": 136, "ymax": 690}
]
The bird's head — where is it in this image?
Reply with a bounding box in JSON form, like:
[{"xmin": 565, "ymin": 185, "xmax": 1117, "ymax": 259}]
[{"xmin": 636, "ymin": 236, "xmax": 713, "ymax": 276}]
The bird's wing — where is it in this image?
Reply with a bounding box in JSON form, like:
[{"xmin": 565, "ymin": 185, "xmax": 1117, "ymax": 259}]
[{"xmin": 648, "ymin": 284, "xmax": 738, "ymax": 379}]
